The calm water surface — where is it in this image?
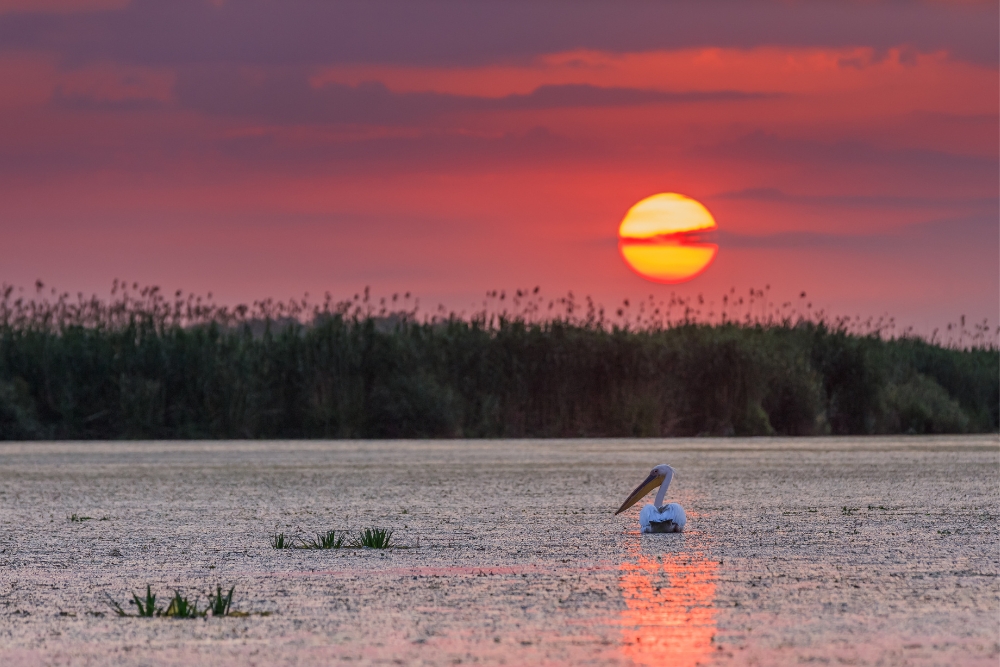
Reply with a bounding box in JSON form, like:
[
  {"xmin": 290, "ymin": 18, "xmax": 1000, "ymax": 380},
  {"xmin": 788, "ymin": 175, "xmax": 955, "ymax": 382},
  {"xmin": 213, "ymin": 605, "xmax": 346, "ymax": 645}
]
[{"xmin": 0, "ymin": 437, "xmax": 996, "ymax": 666}]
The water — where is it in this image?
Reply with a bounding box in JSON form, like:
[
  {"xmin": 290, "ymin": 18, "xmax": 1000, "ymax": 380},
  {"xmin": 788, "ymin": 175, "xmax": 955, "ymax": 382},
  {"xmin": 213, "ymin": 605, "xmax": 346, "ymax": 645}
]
[{"xmin": 0, "ymin": 436, "xmax": 996, "ymax": 666}]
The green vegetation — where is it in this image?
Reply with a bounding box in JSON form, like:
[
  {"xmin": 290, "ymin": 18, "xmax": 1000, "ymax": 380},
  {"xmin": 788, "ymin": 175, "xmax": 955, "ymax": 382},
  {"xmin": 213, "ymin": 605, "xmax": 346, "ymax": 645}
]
[
  {"xmin": 163, "ymin": 591, "xmax": 201, "ymax": 618},
  {"xmin": 303, "ymin": 530, "xmax": 347, "ymax": 550},
  {"xmin": 134, "ymin": 585, "xmax": 160, "ymax": 617},
  {"xmin": 106, "ymin": 584, "xmax": 243, "ymax": 618},
  {"xmin": 270, "ymin": 532, "xmax": 293, "ymax": 549},
  {"xmin": 106, "ymin": 584, "xmax": 160, "ymax": 617},
  {"xmin": 271, "ymin": 528, "xmax": 394, "ymax": 549},
  {"xmin": 207, "ymin": 585, "xmax": 235, "ymax": 617},
  {"xmin": 104, "ymin": 595, "xmax": 128, "ymax": 617},
  {"xmin": 356, "ymin": 527, "xmax": 394, "ymax": 549},
  {"xmin": 0, "ymin": 282, "xmax": 996, "ymax": 439}
]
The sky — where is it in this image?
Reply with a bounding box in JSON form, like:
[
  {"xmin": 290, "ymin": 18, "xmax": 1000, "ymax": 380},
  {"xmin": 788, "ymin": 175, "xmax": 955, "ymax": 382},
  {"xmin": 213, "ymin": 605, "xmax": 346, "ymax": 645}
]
[{"xmin": 1, "ymin": 0, "xmax": 997, "ymax": 334}]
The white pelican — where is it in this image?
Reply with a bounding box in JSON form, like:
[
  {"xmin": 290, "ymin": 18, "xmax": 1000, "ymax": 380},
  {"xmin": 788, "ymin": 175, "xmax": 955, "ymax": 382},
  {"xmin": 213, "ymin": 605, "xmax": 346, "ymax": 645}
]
[{"xmin": 615, "ymin": 464, "xmax": 686, "ymax": 533}]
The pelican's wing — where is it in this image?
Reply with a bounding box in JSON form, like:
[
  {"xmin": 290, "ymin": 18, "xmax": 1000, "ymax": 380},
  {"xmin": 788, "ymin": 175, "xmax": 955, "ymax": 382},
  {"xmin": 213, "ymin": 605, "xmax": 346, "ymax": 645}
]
[
  {"xmin": 638, "ymin": 504, "xmax": 658, "ymax": 532},
  {"xmin": 658, "ymin": 503, "xmax": 687, "ymax": 532},
  {"xmin": 640, "ymin": 503, "xmax": 686, "ymax": 533}
]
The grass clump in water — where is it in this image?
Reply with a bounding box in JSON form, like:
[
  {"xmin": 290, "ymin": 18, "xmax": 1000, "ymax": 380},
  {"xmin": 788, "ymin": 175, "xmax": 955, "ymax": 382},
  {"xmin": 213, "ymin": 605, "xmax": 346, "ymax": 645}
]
[
  {"xmin": 105, "ymin": 585, "xmax": 159, "ymax": 617},
  {"xmin": 163, "ymin": 591, "xmax": 202, "ymax": 618},
  {"xmin": 355, "ymin": 527, "xmax": 394, "ymax": 549},
  {"xmin": 207, "ymin": 585, "xmax": 235, "ymax": 616},
  {"xmin": 270, "ymin": 532, "xmax": 293, "ymax": 549},
  {"xmin": 106, "ymin": 584, "xmax": 246, "ymax": 618},
  {"xmin": 132, "ymin": 585, "xmax": 159, "ymax": 617},
  {"xmin": 69, "ymin": 514, "xmax": 93, "ymax": 522},
  {"xmin": 269, "ymin": 528, "xmax": 400, "ymax": 549},
  {"xmin": 302, "ymin": 530, "xmax": 346, "ymax": 550},
  {"xmin": 105, "ymin": 595, "xmax": 129, "ymax": 617}
]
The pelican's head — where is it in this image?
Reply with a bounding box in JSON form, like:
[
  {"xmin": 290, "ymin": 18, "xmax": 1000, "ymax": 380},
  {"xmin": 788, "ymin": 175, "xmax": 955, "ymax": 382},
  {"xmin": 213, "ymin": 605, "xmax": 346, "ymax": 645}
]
[{"xmin": 615, "ymin": 464, "xmax": 674, "ymax": 515}]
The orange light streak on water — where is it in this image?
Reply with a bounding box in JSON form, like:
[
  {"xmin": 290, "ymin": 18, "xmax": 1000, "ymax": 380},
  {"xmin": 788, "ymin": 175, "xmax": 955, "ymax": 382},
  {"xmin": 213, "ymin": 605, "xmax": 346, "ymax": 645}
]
[{"xmin": 618, "ymin": 552, "xmax": 718, "ymax": 667}]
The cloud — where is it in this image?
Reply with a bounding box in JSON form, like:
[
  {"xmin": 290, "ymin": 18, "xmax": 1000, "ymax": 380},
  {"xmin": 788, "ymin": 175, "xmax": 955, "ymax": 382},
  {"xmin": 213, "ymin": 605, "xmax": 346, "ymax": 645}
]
[
  {"xmin": 494, "ymin": 84, "xmax": 776, "ymax": 109},
  {"xmin": 706, "ymin": 131, "xmax": 998, "ymax": 187},
  {"xmin": 0, "ymin": 122, "xmax": 594, "ymax": 179},
  {"xmin": 171, "ymin": 69, "xmax": 773, "ymax": 125},
  {"xmin": 50, "ymin": 90, "xmax": 164, "ymax": 112},
  {"xmin": 213, "ymin": 126, "xmax": 598, "ymax": 173},
  {"xmin": 0, "ymin": 0, "xmax": 995, "ymax": 67},
  {"xmin": 0, "ymin": 0, "xmax": 129, "ymax": 15},
  {"xmin": 710, "ymin": 187, "xmax": 997, "ymax": 211},
  {"xmin": 719, "ymin": 213, "xmax": 998, "ymax": 250}
]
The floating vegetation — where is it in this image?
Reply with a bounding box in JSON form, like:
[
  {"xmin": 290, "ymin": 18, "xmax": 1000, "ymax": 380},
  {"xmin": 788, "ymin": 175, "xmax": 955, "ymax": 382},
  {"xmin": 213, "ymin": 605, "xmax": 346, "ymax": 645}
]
[
  {"xmin": 69, "ymin": 514, "xmax": 93, "ymax": 522},
  {"xmin": 106, "ymin": 584, "xmax": 249, "ymax": 618}
]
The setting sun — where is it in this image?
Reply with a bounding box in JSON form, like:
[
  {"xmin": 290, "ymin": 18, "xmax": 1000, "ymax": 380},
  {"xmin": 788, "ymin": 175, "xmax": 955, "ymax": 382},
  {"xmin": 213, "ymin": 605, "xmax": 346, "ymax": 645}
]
[{"xmin": 618, "ymin": 193, "xmax": 719, "ymax": 284}]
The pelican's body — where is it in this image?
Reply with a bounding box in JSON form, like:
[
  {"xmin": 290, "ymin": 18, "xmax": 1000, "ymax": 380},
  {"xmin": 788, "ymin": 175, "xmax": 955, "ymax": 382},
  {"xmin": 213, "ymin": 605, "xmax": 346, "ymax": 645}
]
[
  {"xmin": 639, "ymin": 502, "xmax": 686, "ymax": 533},
  {"xmin": 615, "ymin": 464, "xmax": 687, "ymax": 533}
]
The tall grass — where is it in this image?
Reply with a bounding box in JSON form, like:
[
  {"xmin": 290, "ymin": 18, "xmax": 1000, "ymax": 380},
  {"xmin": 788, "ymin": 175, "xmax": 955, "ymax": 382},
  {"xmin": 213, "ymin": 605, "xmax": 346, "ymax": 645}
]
[{"xmin": 0, "ymin": 282, "xmax": 996, "ymax": 439}]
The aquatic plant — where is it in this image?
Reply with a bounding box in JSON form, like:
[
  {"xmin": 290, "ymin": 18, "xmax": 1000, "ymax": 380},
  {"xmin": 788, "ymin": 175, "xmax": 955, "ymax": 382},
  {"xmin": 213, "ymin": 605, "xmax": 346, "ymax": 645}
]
[
  {"xmin": 270, "ymin": 532, "xmax": 292, "ymax": 549},
  {"xmin": 106, "ymin": 584, "xmax": 246, "ymax": 618},
  {"xmin": 105, "ymin": 595, "xmax": 128, "ymax": 617},
  {"xmin": 302, "ymin": 530, "xmax": 346, "ymax": 550},
  {"xmin": 207, "ymin": 585, "xmax": 235, "ymax": 616},
  {"xmin": 125, "ymin": 585, "xmax": 159, "ymax": 617},
  {"xmin": 356, "ymin": 527, "xmax": 394, "ymax": 549},
  {"xmin": 163, "ymin": 591, "xmax": 202, "ymax": 618}
]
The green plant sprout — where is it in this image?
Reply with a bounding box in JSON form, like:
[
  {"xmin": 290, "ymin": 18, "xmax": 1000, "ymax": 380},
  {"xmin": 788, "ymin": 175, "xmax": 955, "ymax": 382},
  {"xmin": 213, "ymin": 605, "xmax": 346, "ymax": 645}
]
[
  {"xmin": 105, "ymin": 584, "xmax": 251, "ymax": 618},
  {"xmin": 302, "ymin": 530, "xmax": 346, "ymax": 549},
  {"xmin": 207, "ymin": 585, "xmax": 235, "ymax": 616},
  {"xmin": 163, "ymin": 591, "xmax": 202, "ymax": 618},
  {"xmin": 270, "ymin": 532, "xmax": 293, "ymax": 549},
  {"xmin": 356, "ymin": 527, "xmax": 394, "ymax": 549}
]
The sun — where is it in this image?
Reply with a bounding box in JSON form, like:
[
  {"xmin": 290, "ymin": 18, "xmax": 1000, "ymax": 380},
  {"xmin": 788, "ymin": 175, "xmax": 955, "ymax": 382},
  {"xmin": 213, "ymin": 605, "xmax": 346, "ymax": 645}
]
[{"xmin": 618, "ymin": 193, "xmax": 718, "ymax": 284}]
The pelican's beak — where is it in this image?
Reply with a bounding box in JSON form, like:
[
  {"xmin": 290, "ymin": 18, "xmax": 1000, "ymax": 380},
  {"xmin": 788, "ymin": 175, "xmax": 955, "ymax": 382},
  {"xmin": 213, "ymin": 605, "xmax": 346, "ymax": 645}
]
[{"xmin": 615, "ymin": 471, "xmax": 663, "ymax": 515}]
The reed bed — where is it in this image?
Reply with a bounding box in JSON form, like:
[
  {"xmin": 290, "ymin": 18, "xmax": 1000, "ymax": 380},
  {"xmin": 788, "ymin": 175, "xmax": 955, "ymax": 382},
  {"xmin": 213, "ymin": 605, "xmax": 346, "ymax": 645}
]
[{"xmin": 0, "ymin": 282, "xmax": 996, "ymax": 439}]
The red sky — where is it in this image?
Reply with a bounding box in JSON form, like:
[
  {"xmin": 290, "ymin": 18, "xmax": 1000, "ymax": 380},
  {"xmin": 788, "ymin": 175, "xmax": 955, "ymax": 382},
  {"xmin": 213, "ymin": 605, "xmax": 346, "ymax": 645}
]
[{"xmin": 1, "ymin": 0, "xmax": 996, "ymax": 334}]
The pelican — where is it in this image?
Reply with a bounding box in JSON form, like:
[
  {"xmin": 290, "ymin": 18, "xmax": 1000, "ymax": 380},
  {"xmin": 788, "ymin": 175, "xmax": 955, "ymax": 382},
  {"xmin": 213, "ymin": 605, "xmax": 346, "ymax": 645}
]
[{"xmin": 615, "ymin": 464, "xmax": 686, "ymax": 533}]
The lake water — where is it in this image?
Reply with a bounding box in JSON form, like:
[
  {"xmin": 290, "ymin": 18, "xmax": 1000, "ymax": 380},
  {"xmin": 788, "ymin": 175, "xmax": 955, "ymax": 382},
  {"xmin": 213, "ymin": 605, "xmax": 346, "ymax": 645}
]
[{"xmin": 0, "ymin": 436, "xmax": 997, "ymax": 666}]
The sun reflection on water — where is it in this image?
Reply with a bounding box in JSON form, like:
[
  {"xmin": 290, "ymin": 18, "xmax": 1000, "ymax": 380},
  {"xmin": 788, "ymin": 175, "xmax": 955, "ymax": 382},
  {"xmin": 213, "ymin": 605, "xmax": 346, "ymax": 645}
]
[{"xmin": 618, "ymin": 549, "xmax": 718, "ymax": 667}]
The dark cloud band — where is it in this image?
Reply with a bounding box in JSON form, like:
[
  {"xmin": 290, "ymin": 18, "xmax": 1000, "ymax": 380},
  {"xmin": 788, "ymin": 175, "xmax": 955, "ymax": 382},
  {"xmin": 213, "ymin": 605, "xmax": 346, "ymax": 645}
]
[{"xmin": 1, "ymin": 0, "xmax": 996, "ymax": 66}]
